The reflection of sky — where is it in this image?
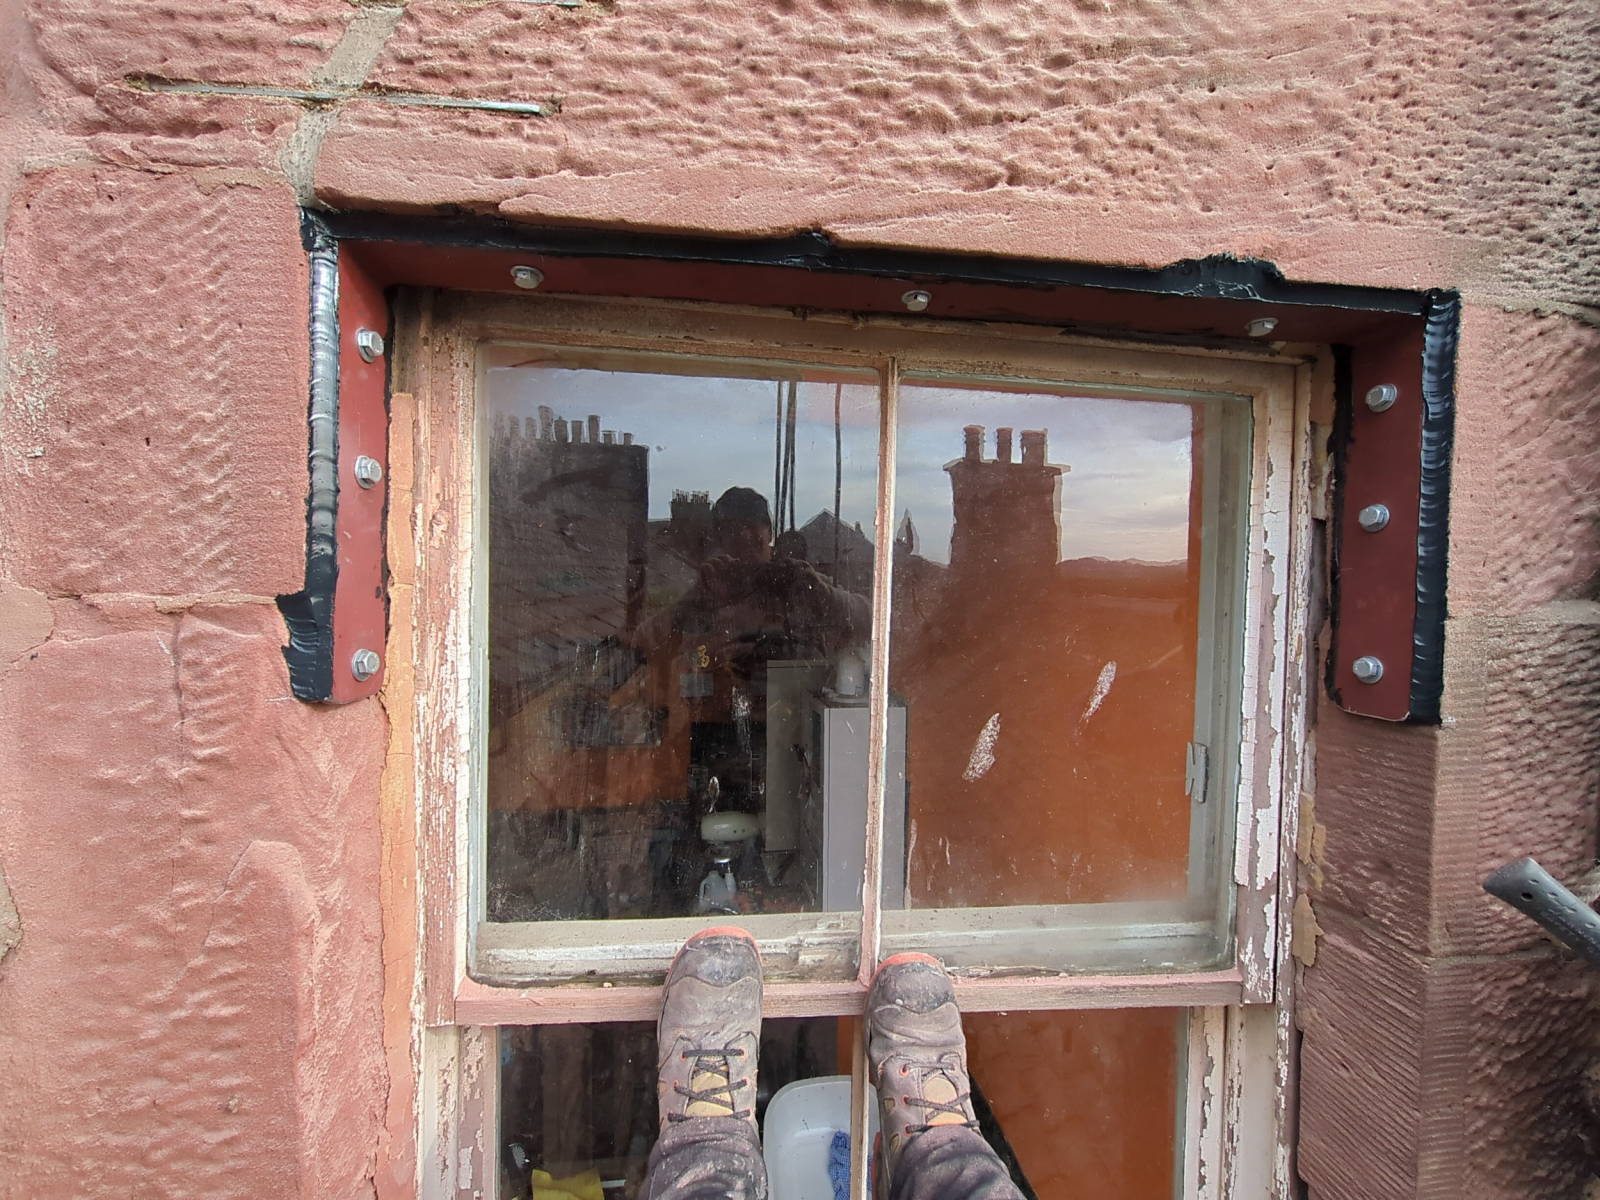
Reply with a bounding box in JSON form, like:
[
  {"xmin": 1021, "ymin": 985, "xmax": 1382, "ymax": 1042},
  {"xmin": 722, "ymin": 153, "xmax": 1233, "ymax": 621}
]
[
  {"xmin": 487, "ymin": 367, "xmax": 1208, "ymax": 563},
  {"xmin": 488, "ymin": 367, "xmax": 881, "ymax": 533},
  {"xmin": 898, "ymin": 385, "xmax": 1196, "ymax": 562}
]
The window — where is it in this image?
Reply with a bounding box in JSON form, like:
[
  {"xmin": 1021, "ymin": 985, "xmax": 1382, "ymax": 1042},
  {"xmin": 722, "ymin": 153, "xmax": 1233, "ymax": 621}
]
[{"xmin": 399, "ymin": 289, "xmax": 1309, "ymax": 1199}]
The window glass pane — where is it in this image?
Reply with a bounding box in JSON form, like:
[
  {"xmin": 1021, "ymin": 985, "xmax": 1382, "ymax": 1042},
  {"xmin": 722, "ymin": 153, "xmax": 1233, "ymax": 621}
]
[
  {"xmin": 964, "ymin": 1008, "xmax": 1183, "ymax": 1199},
  {"xmin": 496, "ymin": 1012, "xmax": 1182, "ymax": 1200},
  {"xmin": 497, "ymin": 1018, "xmax": 845, "ymax": 1199},
  {"xmin": 883, "ymin": 380, "xmax": 1249, "ymax": 967},
  {"xmin": 483, "ymin": 350, "xmax": 880, "ymax": 929}
]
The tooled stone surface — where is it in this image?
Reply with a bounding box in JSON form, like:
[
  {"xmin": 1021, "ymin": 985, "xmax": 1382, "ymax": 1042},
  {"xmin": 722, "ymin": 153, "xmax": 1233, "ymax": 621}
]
[
  {"xmin": 0, "ymin": 601, "xmax": 387, "ymax": 1198},
  {"xmin": 0, "ymin": 168, "xmax": 309, "ymax": 597},
  {"xmin": 329, "ymin": 0, "xmax": 1599, "ymax": 300}
]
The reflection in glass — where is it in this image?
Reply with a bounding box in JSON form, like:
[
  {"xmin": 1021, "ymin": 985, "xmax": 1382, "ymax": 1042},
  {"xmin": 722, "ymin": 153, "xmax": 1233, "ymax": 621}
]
[
  {"xmin": 886, "ymin": 383, "xmax": 1249, "ymax": 915},
  {"xmin": 498, "ymin": 1019, "xmax": 847, "ymax": 1200},
  {"xmin": 484, "ymin": 354, "xmax": 880, "ymax": 923},
  {"xmin": 965, "ymin": 1008, "xmax": 1182, "ymax": 1199},
  {"xmin": 496, "ymin": 1013, "xmax": 1180, "ymax": 1200}
]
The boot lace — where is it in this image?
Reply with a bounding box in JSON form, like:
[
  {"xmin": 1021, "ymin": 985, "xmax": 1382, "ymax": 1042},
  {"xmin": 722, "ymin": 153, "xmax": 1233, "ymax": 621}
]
[
  {"xmin": 899, "ymin": 1057, "xmax": 979, "ymax": 1135},
  {"xmin": 668, "ymin": 1047, "xmax": 751, "ymax": 1122}
]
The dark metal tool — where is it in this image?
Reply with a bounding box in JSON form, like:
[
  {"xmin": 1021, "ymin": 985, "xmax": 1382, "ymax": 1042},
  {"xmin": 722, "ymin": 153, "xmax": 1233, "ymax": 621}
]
[{"xmin": 1483, "ymin": 856, "xmax": 1600, "ymax": 969}]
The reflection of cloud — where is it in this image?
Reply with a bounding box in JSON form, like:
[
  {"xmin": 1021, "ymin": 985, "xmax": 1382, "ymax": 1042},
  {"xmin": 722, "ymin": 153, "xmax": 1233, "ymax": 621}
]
[
  {"xmin": 487, "ymin": 367, "xmax": 881, "ymax": 533},
  {"xmin": 486, "ymin": 367, "xmax": 1239, "ymax": 564},
  {"xmin": 897, "ymin": 384, "xmax": 1206, "ymax": 563}
]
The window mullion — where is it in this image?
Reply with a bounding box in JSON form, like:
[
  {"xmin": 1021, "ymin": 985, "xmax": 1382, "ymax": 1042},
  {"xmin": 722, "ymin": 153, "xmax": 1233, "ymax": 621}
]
[{"xmin": 851, "ymin": 357, "xmax": 900, "ymax": 1200}]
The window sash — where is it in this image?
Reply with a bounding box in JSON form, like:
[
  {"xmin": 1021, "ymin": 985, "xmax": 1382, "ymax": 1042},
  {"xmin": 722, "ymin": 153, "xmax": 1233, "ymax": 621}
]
[{"xmin": 411, "ymin": 292, "xmax": 1304, "ymax": 1024}]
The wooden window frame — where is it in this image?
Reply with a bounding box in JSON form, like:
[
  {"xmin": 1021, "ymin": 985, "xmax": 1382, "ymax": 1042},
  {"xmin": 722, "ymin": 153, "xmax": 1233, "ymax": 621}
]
[{"xmin": 387, "ymin": 287, "xmax": 1319, "ymax": 1200}]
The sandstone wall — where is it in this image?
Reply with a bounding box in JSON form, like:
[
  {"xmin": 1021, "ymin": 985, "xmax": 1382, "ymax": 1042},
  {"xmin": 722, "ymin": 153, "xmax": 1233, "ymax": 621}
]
[{"xmin": 2, "ymin": 1, "xmax": 1595, "ymax": 1197}]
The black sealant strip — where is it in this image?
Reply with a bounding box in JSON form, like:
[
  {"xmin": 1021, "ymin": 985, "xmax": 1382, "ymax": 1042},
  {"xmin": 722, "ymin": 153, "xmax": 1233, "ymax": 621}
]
[
  {"xmin": 316, "ymin": 210, "xmax": 1429, "ymax": 316},
  {"xmin": 277, "ymin": 211, "xmax": 342, "ymax": 701},
  {"xmin": 1408, "ymin": 291, "xmax": 1459, "ymax": 725}
]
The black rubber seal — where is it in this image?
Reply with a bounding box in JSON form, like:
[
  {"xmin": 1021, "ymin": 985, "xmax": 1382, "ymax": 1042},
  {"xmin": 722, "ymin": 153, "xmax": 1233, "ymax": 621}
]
[
  {"xmin": 276, "ymin": 211, "xmax": 341, "ymax": 701},
  {"xmin": 1409, "ymin": 291, "xmax": 1459, "ymax": 724}
]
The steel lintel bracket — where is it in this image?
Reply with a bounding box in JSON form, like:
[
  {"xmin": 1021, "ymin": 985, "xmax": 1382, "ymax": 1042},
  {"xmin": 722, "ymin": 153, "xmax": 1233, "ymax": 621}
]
[
  {"xmin": 1327, "ymin": 292, "xmax": 1458, "ymax": 723},
  {"xmin": 277, "ymin": 213, "xmax": 390, "ymax": 703},
  {"xmin": 278, "ymin": 209, "xmax": 1455, "ymax": 719}
]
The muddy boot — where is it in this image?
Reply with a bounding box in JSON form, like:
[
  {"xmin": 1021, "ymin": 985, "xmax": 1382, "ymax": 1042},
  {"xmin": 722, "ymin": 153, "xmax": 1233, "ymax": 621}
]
[
  {"xmin": 656, "ymin": 926, "xmax": 764, "ymax": 1133},
  {"xmin": 866, "ymin": 953, "xmax": 982, "ymax": 1188}
]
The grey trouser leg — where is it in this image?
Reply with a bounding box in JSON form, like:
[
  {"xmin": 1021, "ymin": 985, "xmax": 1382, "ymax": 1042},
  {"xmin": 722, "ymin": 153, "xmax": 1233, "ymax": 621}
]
[
  {"xmin": 640, "ymin": 1118, "xmax": 768, "ymax": 1200},
  {"xmin": 891, "ymin": 1126, "xmax": 1026, "ymax": 1200}
]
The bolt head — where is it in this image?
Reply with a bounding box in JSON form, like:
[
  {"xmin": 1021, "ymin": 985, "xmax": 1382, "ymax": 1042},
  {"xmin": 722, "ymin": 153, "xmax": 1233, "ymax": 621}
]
[
  {"xmin": 510, "ymin": 265, "xmax": 545, "ymax": 290},
  {"xmin": 1357, "ymin": 502, "xmax": 1390, "ymax": 532},
  {"xmin": 1245, "ymin": 317, "xmax": 1278, "ymax": 338},
  {"xmin": 1351, "ymin": 655, "xmax": 1385, "ymax": 685},
  {"xmin": 351, "ymin": 648, "xmax": 382, "ymax": 682},
  {"xmin": 901, "ymin": 288, "xmax": 932, "ymax": 313},
  {"xmin": 354, "ymin": 455, "xmax": 384, "ymax": 489},
  {"xmin": 1365, "ymin": 383, "xmax": 1398, "ymax": 413},
  {"xmin": 355, "ymin": 328, "xmax": 385, "ymax": 363}
]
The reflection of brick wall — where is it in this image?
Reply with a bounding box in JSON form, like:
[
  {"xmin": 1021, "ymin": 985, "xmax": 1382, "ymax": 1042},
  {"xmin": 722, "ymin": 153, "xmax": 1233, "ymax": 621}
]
[
  {"xmin": 488, "ymin": 408, "xmax": 648, "ymax": 697},
  {"xmin": 945, "ymin": 426, "xmax": 1065, "ymax": 577}
]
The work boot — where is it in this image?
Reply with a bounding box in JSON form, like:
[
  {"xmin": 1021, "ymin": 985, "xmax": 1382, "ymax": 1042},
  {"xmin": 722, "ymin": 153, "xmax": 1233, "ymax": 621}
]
[
  {"xmin": 656, "ymin": 926, "xmax": 763, "ymax": 1134},
  {"xmin": 867, "ymin": 953, "xmax": 981, "ymax": 1182}
]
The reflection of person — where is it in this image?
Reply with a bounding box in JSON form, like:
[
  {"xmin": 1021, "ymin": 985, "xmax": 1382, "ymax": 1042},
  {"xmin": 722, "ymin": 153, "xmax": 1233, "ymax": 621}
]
[
  {"xmin": 668, "ymin": 486, "xmax": 870, "ymax": 669},
  {"xmin": 641, "ymin": 930, "xmax": 1025, "ymax": 1200}
]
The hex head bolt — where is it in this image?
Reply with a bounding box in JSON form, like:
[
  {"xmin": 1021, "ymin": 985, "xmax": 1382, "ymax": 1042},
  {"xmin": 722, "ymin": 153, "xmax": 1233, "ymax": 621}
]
[
  {"xmin": 1351, "ymin": 656, "xmax": 1384, "ymax": 685},
  {"xmin": 351, "ymin": 649, "xmax": 382, "ymax": 682},
  {"xmin": 1357, "ymin": 503, "xmax": 1390, "ymax": 533},
  {"xmin": 1365, "ymin": 383, "xmax": 1398, "ymax": 413},
  {"xmin": 356, "ymin": 328, "xmax": 385, "ymax": 363},
  {"xmin": 354, "ymin": 455, "xmax": 384, "ymax": 489}
]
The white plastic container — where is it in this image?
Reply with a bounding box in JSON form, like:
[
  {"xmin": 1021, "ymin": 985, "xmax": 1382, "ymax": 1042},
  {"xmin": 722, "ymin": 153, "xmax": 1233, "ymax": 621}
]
[{"xmin": 762, "ymin": 1076, "xmax": 879, "ymax": 1200}]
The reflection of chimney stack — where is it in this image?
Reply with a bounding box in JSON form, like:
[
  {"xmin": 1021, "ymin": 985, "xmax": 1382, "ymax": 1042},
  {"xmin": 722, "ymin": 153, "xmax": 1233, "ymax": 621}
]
[
  {"xmin": 963, "ymin": 425, "xmax": 985, "ymax": 462},
  {"xmin": 538, "ymin": 405, "xmax": 555, "ymax": 440},
  {"xmin": 602, "ymin": 430, "xmax": 616, "ymax": 445},
  {"xmin": 996, "ymin": 427, "xmax": 1013, "ymax": 463},
  {"xmin": 623, "ymin": 432, "xmax": 634, "ymax": 445},
  {"xmin": 1020, "ymin": 429, "xmax": 1047, "ymax": 466},
  {"xmin": 588, "ymin": 415, "xmax": 601, "ymax": 443},
  {"xmin": 555, "ymin": 418, "xmax": 570, "ymax": 443}
]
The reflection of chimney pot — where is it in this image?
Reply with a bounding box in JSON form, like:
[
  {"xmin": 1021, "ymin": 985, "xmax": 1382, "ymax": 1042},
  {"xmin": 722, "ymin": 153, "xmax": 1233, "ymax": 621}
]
[
  {"xmin": 538, "ymin": 405, "xmax": 555, "ymax": 440},
  {"xmin": 588, "ymin": 415, "xmax": 601, "ymax": 443},
  {"xmin": 1020, "ymin": 429, "xmax": 1047, "ymax": 465},
  {"xmin": 622, "ymin": 432, "xmax": 634, "ymax": 445},
  {"xmin": 555, "ymin": 418, "xmax": 570, "ymax": 443},
  {"xmin": 963, "ymin": 425, "xmax": 985, "ymax": 462},
  {"xmin": 996, "ymin": 427, "xmax": 1013, "ymax": 463},
  {"xmin": 523, "ymin": 417, "xmax": 536, "ymax": 439},
  {"xmin": 602, "ymin": 430, "xmax": 615, "ymax": 445}
]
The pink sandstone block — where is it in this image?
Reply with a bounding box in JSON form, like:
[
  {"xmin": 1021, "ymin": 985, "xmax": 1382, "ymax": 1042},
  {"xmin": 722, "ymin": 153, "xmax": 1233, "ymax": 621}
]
[
  {"xmin": 339, "ymin": 0, "xmax": 1598, "ymax": 301},
  {"xmin": 1, "ymin": 167, "xmax": 309, "ymax": 597},
  {"xmin": 26, "ymin": 0, "xmax": 349, "ymax": 96},
  {"xmin": 1299, "ymin": 908, "xmax": 1596, "ymax": 1200},
  {"xmin": 1450, "ymin": 307, "xmax": 1600, "ymax": 616},
  {"xmin": 0, "ymin": 600, "xmax": 387, "ymax": 1197}
]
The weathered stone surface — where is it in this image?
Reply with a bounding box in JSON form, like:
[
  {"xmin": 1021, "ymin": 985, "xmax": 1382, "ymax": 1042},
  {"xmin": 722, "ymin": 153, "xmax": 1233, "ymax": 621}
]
[
  {"xmin": 26, "ymin": 0, "xmax": 349, "ymax": 97},
  {"xmin": 1300, "ymin": 908, "xmax": 1598, "ymax": 1200},
  {"xmin": 0, "ymin": 580, "xmax": 53, "ymax": 663},
  {"xmin": 84, "ymin": 87, "xmax": 303, "ymax": 177},
  {"xmin": 1307, "ymin": 707, "xmax": 1440, "ymax": 952},
  {"xmin": 0, "ymin": 600, "xmax": 386, "ymax": 1197},
  {"xmin": 1433, "ymin": 604, "xmax": 1600, "ymax": 956},
  {"xmin": 333, "ymin": 0, "xmax": 1600, "ymax": 301},
  {"xmin": 0, "ymin": 167, "xmax": 309, "ymax": 596},
  {"xmin": 1450, "ymin": 307, "xmax": 1600, "ymax": 615}
]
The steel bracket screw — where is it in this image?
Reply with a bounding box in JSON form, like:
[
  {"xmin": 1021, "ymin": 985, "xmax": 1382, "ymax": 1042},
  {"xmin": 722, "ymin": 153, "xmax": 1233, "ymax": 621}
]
[
  {"xmin": 351, "ymin": 649, "xmax": 382, "ymax": 682},
  {"xmin": 1351, "ymin": 655, "xmax": 1385, "ymax": 685},
  {"xmin": 1357, "ymin": 503, "xmax": 1391, "ymax": 533},
  {"xmin": 1245, "ymin": 317, "xmax": 1278, "ymax": 338},
  {"xmin": 901, "ymin": 289, "xmax": 932, "ymax": 313},
  {"xmin": 355, "ymin": 328, "xmax": 385, "ymax": 363},
  {"xmin": 354, "ymin": 455, "xmax": 384, "ymax": 489},
  {"xmin": 1365, "ymin": 383, "xmax": 1398, "ymax": 413},
  {"xmin": 511, "ymin": 265, "xmax": 545, "ymax": 290}
]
